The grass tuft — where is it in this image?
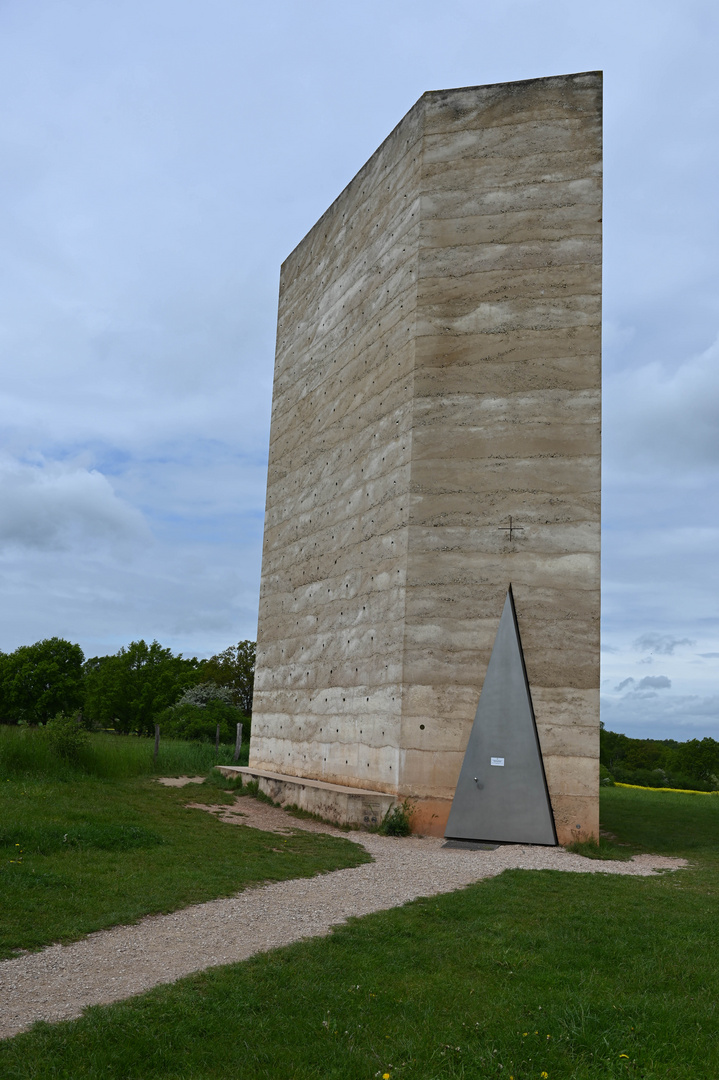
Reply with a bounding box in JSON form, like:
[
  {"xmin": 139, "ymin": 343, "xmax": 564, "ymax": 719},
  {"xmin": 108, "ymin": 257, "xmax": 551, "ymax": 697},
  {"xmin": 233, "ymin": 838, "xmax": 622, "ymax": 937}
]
[
  {"xmin": 564, "ymin": 836, "xmax": 632, "ymax": 861},
  {"xmin": 377, "ymin": 798, "xmax": 414, "ymax": 837}
]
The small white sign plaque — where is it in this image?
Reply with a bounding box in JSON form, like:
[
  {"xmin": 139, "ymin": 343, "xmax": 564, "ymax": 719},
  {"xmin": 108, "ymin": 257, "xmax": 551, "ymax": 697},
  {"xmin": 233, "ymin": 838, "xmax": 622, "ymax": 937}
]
[{"xmin": 490, "ymin": 756, "xmax": 505, "ymax": 767}]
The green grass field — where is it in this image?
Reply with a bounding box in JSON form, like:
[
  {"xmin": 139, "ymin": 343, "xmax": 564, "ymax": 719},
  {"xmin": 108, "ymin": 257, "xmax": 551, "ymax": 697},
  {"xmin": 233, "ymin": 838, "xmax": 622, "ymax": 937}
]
[
  {"xmin": 0, "ymin": 727, "xmax": 369, "ymax": 959},
  {"xmin": 1, "ymin": 771, "xmax": 718, "ymax": 1078},
  {"xmin": 0, "ymin": 724, "xmax": 250, "ymax": 781}
]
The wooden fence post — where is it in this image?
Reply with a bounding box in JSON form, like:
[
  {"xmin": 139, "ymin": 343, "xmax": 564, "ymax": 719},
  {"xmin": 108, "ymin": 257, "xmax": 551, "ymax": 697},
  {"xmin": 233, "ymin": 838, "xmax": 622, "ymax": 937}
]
[
  {"xmin": 154, "ymin": 724, "xmax": 160, "ymax": 763},
  {"xmin": 233, "ymin": 722, "xmax": 243, "ymax": 762}
]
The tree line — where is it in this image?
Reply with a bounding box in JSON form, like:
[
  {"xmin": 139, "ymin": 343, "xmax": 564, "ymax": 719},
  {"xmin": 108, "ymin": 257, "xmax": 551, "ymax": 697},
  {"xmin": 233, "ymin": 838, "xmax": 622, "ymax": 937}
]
[
  {"xmin": 600, "ymin": 724, "xmax": 719, "ymax": 791},
  {"xmin": 0, "ymin": 636, "xmax": 255, "ymax": 742}
]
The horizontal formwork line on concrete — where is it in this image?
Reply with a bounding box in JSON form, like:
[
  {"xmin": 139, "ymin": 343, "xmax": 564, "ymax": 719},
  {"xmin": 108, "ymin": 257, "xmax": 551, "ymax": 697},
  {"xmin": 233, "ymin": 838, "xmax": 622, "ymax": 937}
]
[
  {"xmin": 281, "ymin": 181, "xmax": 421, "ymax": 280},
  {"xmin": 268, "ymin": 393, "xmax": 414, "ymax": 463},
  {"xmin": 416, "ymin": 298, "xmax": 600, "ymax": 335},
  {"xmin": 421, "ymin": 175, "xmax": 600, "ymax": 217},
  {"xmin": 417, "ymin": 261, "xmax": 600, "ymax": 302},
  {"xmin": 271, "ymin": 344, "xmax": 415, "ymax": 435},
  {"xmin": 421, "ymin": 86, "xmax": 601, "ymax": 138},
  {"xmin": 273, "ymin": 288, "xmax": 419, "ymax": 403},
  {"xmin": 277, "ymin": 243, "xmax": 420, "ymax": 370},
  {"xmin": 416, "ymin": 239, "xmax": 601, "ymax": 279},
  {"xmin": 420, "ymin": 146, "xmax": 601, "ymax": 186},
  {"xmin": 421, "ymin": 119, "xmax": 600, "ymax": 161},
  {"xmin": 419, "ymin": 206, "xmax": 601, "ymax": 247},
  {"xmin": 267, "ymin": 429, "xmax": 412, "ymax": 492}
]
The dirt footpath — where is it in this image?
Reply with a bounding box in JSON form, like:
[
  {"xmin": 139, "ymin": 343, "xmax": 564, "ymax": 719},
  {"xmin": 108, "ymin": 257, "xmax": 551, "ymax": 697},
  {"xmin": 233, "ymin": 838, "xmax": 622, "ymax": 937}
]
[{"xmin": 0, "ymin": 792, "xmax": 685, "ymax": 1040}]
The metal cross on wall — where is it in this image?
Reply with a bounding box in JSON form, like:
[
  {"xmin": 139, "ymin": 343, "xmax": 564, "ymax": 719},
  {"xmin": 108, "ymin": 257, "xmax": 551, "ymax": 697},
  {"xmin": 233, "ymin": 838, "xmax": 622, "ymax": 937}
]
[{"xmin": 499, "ymin": 516, "xmax": 524, "ymax": 542}]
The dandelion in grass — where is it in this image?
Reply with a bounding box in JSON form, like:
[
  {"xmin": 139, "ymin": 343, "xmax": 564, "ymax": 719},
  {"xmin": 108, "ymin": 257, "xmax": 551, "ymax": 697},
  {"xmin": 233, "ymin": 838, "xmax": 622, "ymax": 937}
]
[{"xmin": 541, "ymin": 1073, "xmax": 548, "ymax": 1078}]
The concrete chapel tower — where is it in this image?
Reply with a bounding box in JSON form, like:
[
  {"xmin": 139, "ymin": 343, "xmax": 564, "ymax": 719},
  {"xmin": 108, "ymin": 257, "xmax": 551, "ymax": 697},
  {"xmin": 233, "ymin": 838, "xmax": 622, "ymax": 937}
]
[{"xmin": 249, "ymin": 72, "xmax": 602, "ymax": 843}]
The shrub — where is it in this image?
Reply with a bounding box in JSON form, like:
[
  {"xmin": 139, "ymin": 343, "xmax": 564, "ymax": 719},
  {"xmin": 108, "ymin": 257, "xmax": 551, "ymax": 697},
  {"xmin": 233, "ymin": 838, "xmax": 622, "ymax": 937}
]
[
  {"xmin": 44, "ymin": 713, "xmax": 89, "ymax": 763},
  {"xmin": 612, "ymin": 764, "xmax": 716, "ymax": 792},
  {"xmin": 157, "ymin": 698, "xmax": 248, "ymax": 743},
  {"xmin": 599, "ymin": 763, "xmax": 615, "ymax": 786},
  {"xmin": 174, "ymin": 682, "xmax": 237, "ymax": 708},
  {"xmin": 379, "ymin": 799, "xmax": 413, "ymax": 837}
]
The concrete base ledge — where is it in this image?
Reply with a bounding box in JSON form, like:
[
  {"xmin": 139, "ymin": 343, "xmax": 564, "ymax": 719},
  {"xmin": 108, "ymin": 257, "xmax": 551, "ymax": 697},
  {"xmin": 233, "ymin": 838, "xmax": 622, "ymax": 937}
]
[{"xmin": 215, "ymin": 765, "xmax": 397, "ymax": 828}]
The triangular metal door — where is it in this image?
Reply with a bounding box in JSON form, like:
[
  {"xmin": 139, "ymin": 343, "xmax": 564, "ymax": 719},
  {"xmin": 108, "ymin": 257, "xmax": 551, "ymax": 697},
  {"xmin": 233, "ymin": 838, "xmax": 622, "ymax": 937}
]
[{"xmin": 445, "ymin": 586, "xmax": 557, "ymax": 845}]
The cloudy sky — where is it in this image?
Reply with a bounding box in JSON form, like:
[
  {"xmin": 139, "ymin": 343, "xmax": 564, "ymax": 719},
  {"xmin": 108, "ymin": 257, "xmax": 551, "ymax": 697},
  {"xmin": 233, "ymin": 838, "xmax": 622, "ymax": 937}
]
[{"xmin": 0, "ymin": 0, "xmax": 717, "ymax": 740}]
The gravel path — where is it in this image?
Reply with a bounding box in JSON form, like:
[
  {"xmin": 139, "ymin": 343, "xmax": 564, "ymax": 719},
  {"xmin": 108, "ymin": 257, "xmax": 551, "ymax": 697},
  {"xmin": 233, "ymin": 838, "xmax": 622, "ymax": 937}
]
[{"xmin": 0, "ymin": 792, "xmax": 685, "ymax": 1041}]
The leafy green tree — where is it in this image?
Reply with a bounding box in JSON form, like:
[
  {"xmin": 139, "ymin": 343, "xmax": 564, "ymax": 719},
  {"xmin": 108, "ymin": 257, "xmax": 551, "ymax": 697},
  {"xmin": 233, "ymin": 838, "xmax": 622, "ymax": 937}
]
[
  {"xmin": 157, "ymin": 680, "xmax": 249, "ymax": 742},
  {"xmin": 668, "ymin": 738, "xmax": 719, "ymax": 783},
  {"xmin": 623, "ymin": 740, "xmax": 664, "ymax": 771},
  {"xmin": 201, "ymin": 640, "xmax": 255, "ymax": 714},
  {"xmin": 0, "ymin": 638, "xmax": 84, "ymax": 724},
  {"xmin": 157, "ymin": 699, "xmax": 245, "ymax": 743},
  {"xmin": 600, "ymin": 726, "xmax": 719, "ymax": 790},
  {"xmin": 599, "ymin": 727, "xmax": 630, "ymax": 770},
  {"xmin": 83, "ymin": 640, "xmax": 202, "ymax": 735}
]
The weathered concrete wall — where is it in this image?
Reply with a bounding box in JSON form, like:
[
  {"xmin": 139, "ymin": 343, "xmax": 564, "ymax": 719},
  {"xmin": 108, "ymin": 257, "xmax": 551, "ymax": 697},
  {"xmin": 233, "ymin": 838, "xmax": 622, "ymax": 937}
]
[
  {"xmin": 252, "ymin": 72, "xmax": 602, "ymax": 844},
  {"xmin": 251, "ymin": 99, "xmax": 425, "ymax": 789}
]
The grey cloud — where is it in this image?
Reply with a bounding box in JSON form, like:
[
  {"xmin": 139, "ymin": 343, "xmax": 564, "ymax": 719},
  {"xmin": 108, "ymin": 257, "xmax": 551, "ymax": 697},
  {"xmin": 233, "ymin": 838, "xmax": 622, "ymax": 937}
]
[
  {"xmin": 633, "ymin": 633, "xmax": 695, "ymax": 656},
  {"xmin": 636, "ymin": 675, "xmax": 671, "ymax": 690},
  {"xmin": 601, "ymin": 692, "xmax": 719, "ymax": 741},
  {"xmin": 615, "ymin": 677, "xmax": 635, "ymax": 691},
  {"xmin": 700, "ymin": 653, "xmax": 719, "ymax": 659},
  {"xmin": 0, "ymin": 529, "xmax": 262, "ymax": 659},
  {"xmin": 0, "ymin": 457, "xmax": 148, "ymax": 551},
  {"xmin": 605, "ymin": 335, "xmax": 719, "ymax": 473}
]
